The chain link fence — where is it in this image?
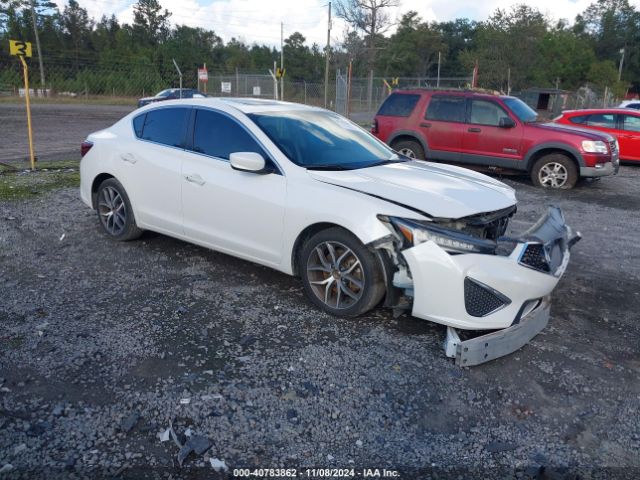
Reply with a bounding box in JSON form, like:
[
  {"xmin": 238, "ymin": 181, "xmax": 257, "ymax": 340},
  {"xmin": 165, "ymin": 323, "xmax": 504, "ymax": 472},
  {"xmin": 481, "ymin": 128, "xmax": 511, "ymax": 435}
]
[{"xmin": 0, "ymin": 57, "xmax": 622, "ymax": 122}]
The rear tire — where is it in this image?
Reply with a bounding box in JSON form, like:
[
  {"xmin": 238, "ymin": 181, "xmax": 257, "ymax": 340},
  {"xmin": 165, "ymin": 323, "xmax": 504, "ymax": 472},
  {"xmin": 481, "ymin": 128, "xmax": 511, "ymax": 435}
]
[
  {"xmin": 531, "ymin": 153, "xmax": 578, "ymax": 189},
  {"xmin": 299, "ymin": 227, "xmax": 385, "ymax": 317},
  {"xmin": 95, "ymin": 178, "xmax": 143, "ymax": 241},
  {"xmin": 392, "ymin": 139, "xmax": 425, "ymax": 160}
]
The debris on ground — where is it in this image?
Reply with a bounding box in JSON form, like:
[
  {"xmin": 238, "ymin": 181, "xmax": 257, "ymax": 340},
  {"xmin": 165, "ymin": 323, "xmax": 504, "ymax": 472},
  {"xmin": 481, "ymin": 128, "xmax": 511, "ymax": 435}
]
[{"xmin": 210, "ymin": 458, "xmax": 228, "ymax": 472}]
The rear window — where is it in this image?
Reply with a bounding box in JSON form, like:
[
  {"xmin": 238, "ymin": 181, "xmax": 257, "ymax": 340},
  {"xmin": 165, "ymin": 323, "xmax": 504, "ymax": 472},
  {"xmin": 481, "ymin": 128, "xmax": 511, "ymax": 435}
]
[
  {"xmin": 425, "ymin": 96, "xmax": 466, "ymax": 122},
  {"xmin": 377, "ymin": 93, "xmax": 420, "ymax": 117}
]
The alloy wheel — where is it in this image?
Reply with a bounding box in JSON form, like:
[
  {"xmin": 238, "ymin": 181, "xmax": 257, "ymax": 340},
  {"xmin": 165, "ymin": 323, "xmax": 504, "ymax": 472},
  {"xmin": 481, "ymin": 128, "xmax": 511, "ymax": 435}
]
[
  {"xmin": 98, "ymin": 186, "xmax": 127, "ymax": 236},
  {"xmin": 306, "ymin": 241, "xmax": 365, "ymax": 310},
  {"xmin": 398, "ymin": 148, "xmax": 416, "ymax": 159},
  {"xmin": 538, "ymin": 162, "xmax": 568, "ymax": 188}
]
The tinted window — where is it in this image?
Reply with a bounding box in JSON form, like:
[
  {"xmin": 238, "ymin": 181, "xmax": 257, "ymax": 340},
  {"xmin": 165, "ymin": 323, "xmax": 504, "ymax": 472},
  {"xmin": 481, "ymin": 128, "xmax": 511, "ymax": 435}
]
[
  {"xmin": 425, "ymin": 96, "xmax": 466, "ymax": 122},
  {"xmin": 193, "ymin": 109, "xmax": 265, "ymax": 160},
  {"xmin": 377, "ymin": 93, "xmax": 420, "ymax": 117},
  {"xmin": 503, "ymin": 97, "xmax": 537, "ymax": 122},
  {"xmin": 623, "ymin": 115, "xmax": 640, "ymax": 132},
  {"xmin": 469, "ymin": 100, "xmax": 508, "ymax": 126},
  {"xmin": 250, "ymin": 110, "xmax": 398, "ymax": 168},
  {"xmin": 141, "ymin": 107, "xmax": 190, "ymax": 147},
  {"xmin": 133, "ymin": 113, "xmax": 146, "ymax": 138},
  {"xmin": 626, "ymin": 103, "xmax": 640, "ymax": 110},
  {"xmin": 569, "ymin": 115, "xmax": 587, "ymax": 125},
  {"xmin": 587, "ymin": 114, "xmax": 616, "ymax": 128}
]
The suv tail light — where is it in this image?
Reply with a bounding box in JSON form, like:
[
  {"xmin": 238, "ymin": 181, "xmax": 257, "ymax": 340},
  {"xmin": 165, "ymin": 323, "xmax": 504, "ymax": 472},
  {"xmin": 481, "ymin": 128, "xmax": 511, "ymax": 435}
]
[
  {"xmin": 81, "ymin": 140, "xmax": 93, "ymax": 158},
  {"xmin": 371, "ymin": 118, "xmax": 378, "ymax": 134}
]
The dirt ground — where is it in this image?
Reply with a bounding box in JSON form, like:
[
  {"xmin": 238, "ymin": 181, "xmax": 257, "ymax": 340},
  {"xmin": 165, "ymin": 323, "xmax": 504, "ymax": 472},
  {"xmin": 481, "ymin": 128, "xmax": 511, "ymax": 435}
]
[
  {"xmin": 0, "ymin": 162, "xmax": 639, "ymax": 478},
  {"xmin": 0, "ymin": 104, "xmax": 134, "ymax": 164}
]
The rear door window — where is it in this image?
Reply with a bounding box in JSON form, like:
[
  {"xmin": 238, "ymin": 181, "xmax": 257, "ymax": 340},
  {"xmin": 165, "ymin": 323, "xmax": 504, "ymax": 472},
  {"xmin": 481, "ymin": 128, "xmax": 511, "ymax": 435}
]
[
  {"xmin": 192, "ymin": 109, "xmax": 266, "ymax": 160},
  {"xmin": 425, "ymin": 96, "xmax": 466, "ymax": 122},
  {"xmin": 133, "ymin": 113, "xmax": 146, "ymax": 138},
  {"xmin": 568, "ymin": 115, "xmax": 587, "ymax": 125},
  {"xmin": 377, "ymin": 94, "xmax": 420, "ymax": 117},
  {"xmin": 586, "ymin": 114, "xmax": 616, "ymax": 128},
  {"xmin": 622, "ymin": 115, "xmax": 640, "ymax": 132},
  {"xmin": 469, "ymin": 100, "xmax": 508, "ymax": 126},
  {"xmin": 140, "ymin": 107, "xmax": 191, "ymax": 147}
]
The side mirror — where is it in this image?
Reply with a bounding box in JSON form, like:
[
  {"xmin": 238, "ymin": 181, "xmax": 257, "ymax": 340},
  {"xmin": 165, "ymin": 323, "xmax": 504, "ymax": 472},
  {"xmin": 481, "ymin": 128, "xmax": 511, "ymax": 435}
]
[
  {"xmin": 230, "ymin": 152, "xmax": 271, "ymax": 174},
  {"xmin": 499, "ymin": 117, "xmax": 516, "ymax": 128}
]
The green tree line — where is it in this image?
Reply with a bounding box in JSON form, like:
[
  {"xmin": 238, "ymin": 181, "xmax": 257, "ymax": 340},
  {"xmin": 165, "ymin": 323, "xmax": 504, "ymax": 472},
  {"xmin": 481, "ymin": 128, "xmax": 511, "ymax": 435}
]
[{"xmin": 0, "ymin": 0, "xmax": 637, "ymax": 96}]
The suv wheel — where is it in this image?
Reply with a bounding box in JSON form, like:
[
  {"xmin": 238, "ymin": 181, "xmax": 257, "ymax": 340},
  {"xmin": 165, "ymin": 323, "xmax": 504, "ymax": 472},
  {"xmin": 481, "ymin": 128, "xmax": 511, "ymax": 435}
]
[
  {"xmin": 531, "ymin": 154, "xmax": 578, "ymax": 189},
  {"xmin": 392, "ymin": 139, "xmax": 425, "ymax": 160},
  {"xmin": 299, "ymin": 227, "xmax": 385, "ymax": 317}
]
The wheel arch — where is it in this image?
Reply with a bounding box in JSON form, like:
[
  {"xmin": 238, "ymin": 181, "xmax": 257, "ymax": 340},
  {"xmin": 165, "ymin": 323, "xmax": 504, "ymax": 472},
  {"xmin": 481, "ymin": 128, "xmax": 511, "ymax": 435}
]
[
  {"xmin": 291, "ymin": 222, "xmax": 344, "ymax": 277},
  {"xmin": 524, "ymin": 144, "xmax": 584, "ymax": 172},
  {"xmin": 387, "ymin": 130, "xmax": 429, "ymax": 154},
  {"xmin": 91, "ymin": 173, "xmax": 116, "ymax": 208}
]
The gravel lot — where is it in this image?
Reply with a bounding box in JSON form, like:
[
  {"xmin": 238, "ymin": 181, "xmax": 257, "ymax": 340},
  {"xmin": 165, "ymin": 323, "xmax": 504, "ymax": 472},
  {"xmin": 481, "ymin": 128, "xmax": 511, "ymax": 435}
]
[
  {"xmin": 0, "ymin": 104, "xmax": 134, "ymax": 164},
  {"xmin": 0, "ymin": 166, "xmax": 639, "ymax": 479}
]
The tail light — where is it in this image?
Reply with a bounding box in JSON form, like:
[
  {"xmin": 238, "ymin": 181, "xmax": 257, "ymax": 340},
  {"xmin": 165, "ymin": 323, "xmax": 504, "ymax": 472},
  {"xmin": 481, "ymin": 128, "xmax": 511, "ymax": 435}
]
[
  {"xmin": 371, "ymin": 118, "xmax": 379, "ymax": 134},
  {"xmin": 81, "ymin": 140, "xmax": 93, "ymax": 158}
]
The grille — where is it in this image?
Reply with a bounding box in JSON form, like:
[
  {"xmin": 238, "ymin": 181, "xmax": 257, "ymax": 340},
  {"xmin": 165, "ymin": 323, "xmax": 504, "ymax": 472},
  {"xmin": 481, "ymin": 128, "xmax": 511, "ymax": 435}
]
[
  {"xmin": 609, "ymin": 140, "xmax": 618, "ymax": 155},
  {"xmin": 519, "ymin": 244, "xmax": 550, "ymax": 273},
  {"xmin": 464, "ymin": 278, "xmax": 510, "ymax": 317}
]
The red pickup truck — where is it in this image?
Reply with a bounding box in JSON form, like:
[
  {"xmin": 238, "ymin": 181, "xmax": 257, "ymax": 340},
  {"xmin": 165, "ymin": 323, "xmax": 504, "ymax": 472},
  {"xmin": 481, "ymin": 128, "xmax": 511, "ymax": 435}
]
[{"xmin": 372, "ymin": 89, "xmax": 620, "ymax": 189}]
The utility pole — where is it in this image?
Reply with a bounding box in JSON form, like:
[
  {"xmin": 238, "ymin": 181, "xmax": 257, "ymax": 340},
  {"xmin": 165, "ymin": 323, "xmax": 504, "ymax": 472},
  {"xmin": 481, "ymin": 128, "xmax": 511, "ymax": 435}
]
[
  {"xmin": 324, "ymin": 2, "xmax": 331, "ymax": 108},
  {"xmin": 29, "ymin": 0, "xmax": 45, "ymax": 88},
  {"xmin": 280, "ymin": 22, "xmax": 284, "ymax": 101},
  {"xmin": 618, "ymin": 47, "xmax": 625, "ymax": 82},
  {"xmin": 436, "ymin": 51, "xmax": 441, "ymax": 88}
]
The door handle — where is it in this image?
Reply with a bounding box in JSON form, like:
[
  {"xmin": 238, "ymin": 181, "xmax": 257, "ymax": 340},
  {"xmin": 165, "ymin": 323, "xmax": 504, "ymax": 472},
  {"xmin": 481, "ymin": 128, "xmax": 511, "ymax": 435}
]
[
  {"xmin": 420, "ymin": 122, "xmax": 432, "ymax": 128},
  {"xmin": 121, "ymin": 153, "xmax": 137, "ymax": 164},
  {"xmin": 184, "ymin": 174, "xmax": 205, "ymax": 186},
  {"xmin": 468, "ymin": 127, "xmax": 482, "ymax": 133}
]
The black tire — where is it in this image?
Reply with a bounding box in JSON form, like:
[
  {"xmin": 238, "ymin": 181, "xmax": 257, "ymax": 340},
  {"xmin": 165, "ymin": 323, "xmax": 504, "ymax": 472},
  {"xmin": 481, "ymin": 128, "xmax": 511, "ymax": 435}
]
[
  {"xmin": 299, "ymin": 227, "xmax": 385, "ymax": 317},
  {"xmin": 95, "ymin": 178, "xmax": 143, "ymax": 241},
  {"xmin": 530, "ymin": 153, "xmax": 578, "ymax": 189},
  {"xmin": 392, "ymin": 139, "xmax": 425, "ymax": 160}
]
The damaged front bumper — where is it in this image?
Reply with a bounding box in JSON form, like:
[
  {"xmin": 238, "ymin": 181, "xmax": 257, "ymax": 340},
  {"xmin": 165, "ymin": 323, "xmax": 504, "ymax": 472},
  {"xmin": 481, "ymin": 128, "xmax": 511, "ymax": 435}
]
[{"xmin": 397, "ymin": 206, "xmax": 579, "ymax": 365}]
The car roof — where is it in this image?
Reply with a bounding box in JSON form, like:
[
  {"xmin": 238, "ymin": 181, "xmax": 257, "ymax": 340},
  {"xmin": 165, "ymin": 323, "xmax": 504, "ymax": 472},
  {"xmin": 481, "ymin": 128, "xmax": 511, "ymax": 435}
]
[
  {"xmin": 389, "ymin": 88, "xmax": 503, "ymax": 100},
  {"xmin": 562, "ymin": 108, "xmax": 640, "ymax": 115},
  {"xmin": 140, "ymin": 97, "xmax": 325, "ymax": 114}
]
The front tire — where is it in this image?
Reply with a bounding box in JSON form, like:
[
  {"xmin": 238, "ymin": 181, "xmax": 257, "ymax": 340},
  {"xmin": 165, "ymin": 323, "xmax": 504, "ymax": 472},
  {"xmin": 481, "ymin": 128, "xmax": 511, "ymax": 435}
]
[
  {"xmin": 392, "ymin": 139, "xmax": 425, "ymax": 160},
  {"xmin": 531, "ymin": 154, "xmax": 578, "ymax": 189},
  {"xmin": 299, "ymin": 228, "xmax": 385, "ymax": 317},
  {"xmin": 95, "ymin": 178, "xmax": 143, "ymax": 241}
]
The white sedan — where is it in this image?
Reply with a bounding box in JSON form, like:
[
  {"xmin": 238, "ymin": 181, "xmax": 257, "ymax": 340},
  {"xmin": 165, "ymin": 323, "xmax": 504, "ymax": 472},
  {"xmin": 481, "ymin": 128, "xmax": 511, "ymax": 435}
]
[{"xmin": 80, "ymin": 98, "xmax": 580, "ymax": 365}]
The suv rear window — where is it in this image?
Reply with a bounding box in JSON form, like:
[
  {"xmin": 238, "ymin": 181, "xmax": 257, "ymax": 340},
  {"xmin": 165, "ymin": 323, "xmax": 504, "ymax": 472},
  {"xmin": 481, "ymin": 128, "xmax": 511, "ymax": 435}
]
[
  {"xmin": 377, "ymin": 94, "xmax": 420, "ymax": 117},
  {"xmin": 425, "ymin": 96, "xmax": 466, "ymax": 122}
]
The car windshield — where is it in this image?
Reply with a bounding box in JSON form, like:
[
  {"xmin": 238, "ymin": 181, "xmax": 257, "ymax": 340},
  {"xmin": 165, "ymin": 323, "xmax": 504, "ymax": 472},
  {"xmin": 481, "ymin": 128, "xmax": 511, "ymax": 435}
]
[
  {"xmin": 503, "ymin": 97, "xmax": 538, "ymax": 123},
  {"xmin": 156, "ymin": 89, "xmax": 174, "ymax": 97},
  {"xmin": 249, "ymin": 110, "xmax": 403, "ymax": 169}
]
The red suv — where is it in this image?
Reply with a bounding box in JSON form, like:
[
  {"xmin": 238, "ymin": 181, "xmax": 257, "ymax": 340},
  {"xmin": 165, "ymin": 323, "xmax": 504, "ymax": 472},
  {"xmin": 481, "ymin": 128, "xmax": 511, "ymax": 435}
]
[{"xmin": 372, "ymin": 90, "xmax": 620, "ymax": 189}]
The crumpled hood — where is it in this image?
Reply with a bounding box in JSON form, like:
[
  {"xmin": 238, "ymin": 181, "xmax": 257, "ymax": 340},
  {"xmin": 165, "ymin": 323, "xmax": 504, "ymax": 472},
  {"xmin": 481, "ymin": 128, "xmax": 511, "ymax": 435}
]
[
  {"xmin": 308, "ymin": 161, "xmax": 517, "ymax": 219},
  {"xmin": 538, "ymin": 122, "xmax": 616, "ymax": 142}
]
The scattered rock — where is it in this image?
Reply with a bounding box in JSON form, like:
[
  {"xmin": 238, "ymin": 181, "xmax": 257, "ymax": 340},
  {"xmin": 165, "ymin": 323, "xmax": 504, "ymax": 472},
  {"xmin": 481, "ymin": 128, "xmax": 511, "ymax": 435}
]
[{"xmin": 120, "ymin": 412, "xmax": 141, "ymax": 433}]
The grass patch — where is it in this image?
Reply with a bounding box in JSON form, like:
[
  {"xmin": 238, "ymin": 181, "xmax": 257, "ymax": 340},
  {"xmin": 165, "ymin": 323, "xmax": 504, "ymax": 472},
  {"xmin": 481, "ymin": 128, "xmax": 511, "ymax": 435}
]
[{"xmin": 0, "ymin": 162, "xmax": 80, "ymax": 200}]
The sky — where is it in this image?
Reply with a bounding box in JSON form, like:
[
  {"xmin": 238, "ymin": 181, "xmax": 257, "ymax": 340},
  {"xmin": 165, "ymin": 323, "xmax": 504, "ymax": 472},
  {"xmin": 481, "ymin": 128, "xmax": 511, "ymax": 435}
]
[{"xmin": 60, "ymin": 0, "xmax": 640, "ymax": 47}]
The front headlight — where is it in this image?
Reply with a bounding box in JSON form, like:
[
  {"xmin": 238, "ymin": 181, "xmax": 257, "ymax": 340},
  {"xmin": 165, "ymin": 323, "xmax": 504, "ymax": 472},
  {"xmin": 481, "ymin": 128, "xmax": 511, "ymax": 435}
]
[
  {"xmin": 379, "ymin": 216, "xmax": 496, "ymax": 254},
  {"xmin": 581, "ymin": 140, "xmax": 608, "ymax": 154}
]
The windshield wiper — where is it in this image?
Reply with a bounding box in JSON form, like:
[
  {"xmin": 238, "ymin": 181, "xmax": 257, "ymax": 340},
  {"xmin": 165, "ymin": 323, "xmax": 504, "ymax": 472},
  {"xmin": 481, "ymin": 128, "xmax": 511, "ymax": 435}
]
[
  {"xmin": 306, "ymin": 164, "xmax": 352, "ymax": 171},
  {"xmin": 363, "ymin": 158, "xmax": 409, "ymax": 168}
]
